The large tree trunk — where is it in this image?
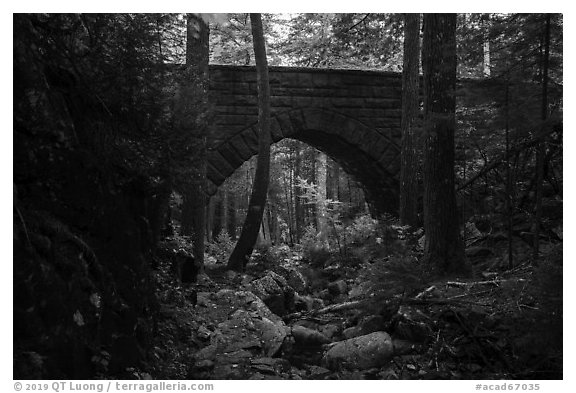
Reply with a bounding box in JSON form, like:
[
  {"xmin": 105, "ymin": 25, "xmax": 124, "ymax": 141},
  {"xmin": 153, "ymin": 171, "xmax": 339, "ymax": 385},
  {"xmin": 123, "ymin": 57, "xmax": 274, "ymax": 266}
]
[
  {"xmin": 532, "ymin": 13, "xmax": 551, "ymax": 264},
  {"xmin": 227, "ymin": 13, "xmax": 272, "ymax": 271},
  {"xmin": 421, "ymin": 14, "xmax": 469, "ymax": 276},
  {"xmin": 399, "ymin": 13, "xmax": 421, "ymax": 228},
  {"xmin": 176, "ymin": 14, "xmax": 209, "ymax": 280}
]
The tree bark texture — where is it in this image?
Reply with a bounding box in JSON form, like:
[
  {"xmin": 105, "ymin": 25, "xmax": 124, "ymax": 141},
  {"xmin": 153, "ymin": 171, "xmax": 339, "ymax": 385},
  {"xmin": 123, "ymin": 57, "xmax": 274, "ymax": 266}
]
[
  {"xmin": 532, "ymin": 13, "xmax": 551, "ymax": 264},
  {"xmin": 422, "ymin": 14, "xmax": 469, "ymax": 276},
  {"xmin": 227, "ymin": 13, "xmax": 272, "ymax": 271},
  {"xmin": 176, "ymin": 14, "xmax": 209, "ymax": 280},
  {"xmin": 399, "ymin": 13, "xmax": 421, "ymax": 228}
]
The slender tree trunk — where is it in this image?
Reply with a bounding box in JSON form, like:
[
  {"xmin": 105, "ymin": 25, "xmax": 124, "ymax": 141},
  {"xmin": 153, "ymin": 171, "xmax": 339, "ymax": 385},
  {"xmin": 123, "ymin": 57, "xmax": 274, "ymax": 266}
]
[
  {"xmin": 221, "ymin": 190, "xmax": 229, "ymax": 236},
  {"xmin": 212, "ymin": 192, "xmax": 222, "ymax": 239},
  {"xmin": 205, "ymin": 196, "xmax": 214, "ymax": 243},
  {"xmin": 421, "ymin": 14, "xmax": 469, "ymax": 276},
  {"xmin": 288, "ymin": 154, "xmax": 295, "ymax": 244},
  {"xmin": 227, "ymin": 14, "xmax": 272, "ymax": 271},
  {"xmin": 505, "ymin": 73, "xmax": 514, "ymax": 269},
  {"xmin": 282, "ymin": 168, "xmax": 294, "ymax": 244},
  {"xmin": 294, "ymin": 144, "xmax": 303, "ymax": 243},
  {"xmin": 176, "ymin": 14, "xmax": 209, "ymax": 280},
  {"xmin": 227, "ymin": 193, "xmax": 237, "ymax": 239},
  {"xmin": 260, "ymin": 204, "xmax": 269, "ymax": 243},
  {"xmin": 271, "ymin": 202, "xmax": 280, "ymax": 244},
  {"xmin": 331, "ymin": 161, "xmax": 340, "ymax": 202},
  {"xmin": 532, "ymin": 14, "xmax": 551, "ymax": 264},
  {"xmin": 400, "ymin": 13, "xmax": 421, "ymax": 228},
  {"xmin": 316, "ymin": 151, "xmax": 328, "ymax": 239},
  {"xmin": 482, "ymin": 14, "xmax": 491, "ymax": 77}
]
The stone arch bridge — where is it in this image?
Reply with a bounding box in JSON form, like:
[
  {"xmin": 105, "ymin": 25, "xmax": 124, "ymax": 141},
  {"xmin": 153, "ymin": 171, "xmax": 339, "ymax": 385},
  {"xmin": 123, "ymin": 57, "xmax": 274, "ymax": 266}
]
[{"xmin": 207, "ymin": 65, "xmax": 405, "ymax": 217}]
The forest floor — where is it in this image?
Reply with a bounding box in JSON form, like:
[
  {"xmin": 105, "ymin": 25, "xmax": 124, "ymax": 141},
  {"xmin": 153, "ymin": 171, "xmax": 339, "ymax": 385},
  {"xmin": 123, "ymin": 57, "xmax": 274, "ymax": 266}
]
[{"xmin": 142, "ymin": 242, "xmax": 562, "ymax": 380}]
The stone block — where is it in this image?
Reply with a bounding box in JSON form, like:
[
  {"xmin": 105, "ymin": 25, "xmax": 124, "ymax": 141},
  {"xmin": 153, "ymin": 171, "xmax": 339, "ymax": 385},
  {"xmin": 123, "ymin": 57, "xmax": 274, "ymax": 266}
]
[
  {"xmin": 270, "ymin": 96, "xmax": 294, "ymax": 108},
  {"xmin": 211, "ymin": 151, "xmax": 236, "ymax": 178},
  {"xmin": 228, "ymin": 133, "xmax": 254, "ymax": 160},
  {"xmin": 330, "ymin": 97, "xmax": 365, "ymax": 108},
  {"xmin": 301, "ymin": 109, "xmax": 334, "ymax": 131},
  {"xmin": 311, "ymin": 73, "xmax": 331, "ymax": 88},
  {"xmin": 368, "ymin": 138, "xmax": 393, "ymax": 161},
  {"xmin": 206, "ymin": 162, "xmax": 226, "ymax": 185},
  {"xmin": 275, "ymin": 112, "xmax": 294, "ymax": 137},
  {"xmin": 288, "ymin": 110, "xmax": 306, "ymax": 133},
  {"xmin": 214, "ymin": 114, "xmax": 246, "ymax": 126},
  {"xmin": 386, "ymin": 155, "xmax": 401, "ymax": 175},
  {"xmin": 364, "ymin": 97, "xmax": 401, "ymax": 109},
  {"xmin": 240, "ymin": 127, "xmax": 259, "ymax": 150},
  {"xmin": 217, "ymin": 143, "xmax": 245, "ymax": 171},
  {"xmin": 269, "ymin": 118, "xmax": 284, "ymax": 143}
]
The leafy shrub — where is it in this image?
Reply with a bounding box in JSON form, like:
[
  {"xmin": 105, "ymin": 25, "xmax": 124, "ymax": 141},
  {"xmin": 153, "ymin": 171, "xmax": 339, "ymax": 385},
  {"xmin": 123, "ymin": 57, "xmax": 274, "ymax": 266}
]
[
  {"xmin": 266, "ymin": 244, "xmax": 292, "ymax": 262},
  {"xmin": 357, "ymin": 253, "xmax": 427, "ymax": 299},
  {"xmin": 252, "ymin": 243, "xmax": 293, "ymax": 270},
  {"xmin": 344, "ymin": 214, "xmax": 379, "ymax": 245},
  {"xmin": 205, "ymin": 231, "xmax": 235, "ymax": 264},
  {"xmin": 301, "ymin": 225, "xmax": 331, "ymax": 268}
]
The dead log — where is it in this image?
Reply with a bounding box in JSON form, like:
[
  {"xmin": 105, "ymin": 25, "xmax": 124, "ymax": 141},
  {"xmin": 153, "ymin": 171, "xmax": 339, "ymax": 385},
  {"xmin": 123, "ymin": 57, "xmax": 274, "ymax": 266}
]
[{"xmin": 283, "ymin": 300, "xmax": 365, "ymax": 321}]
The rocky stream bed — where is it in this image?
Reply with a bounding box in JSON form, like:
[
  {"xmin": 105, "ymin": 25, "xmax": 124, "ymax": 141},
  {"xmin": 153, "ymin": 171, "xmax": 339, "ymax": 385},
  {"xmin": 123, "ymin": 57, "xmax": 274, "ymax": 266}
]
[{"xmin": 140, "ymin": 244, "xmax": 562, "ymax": 380}]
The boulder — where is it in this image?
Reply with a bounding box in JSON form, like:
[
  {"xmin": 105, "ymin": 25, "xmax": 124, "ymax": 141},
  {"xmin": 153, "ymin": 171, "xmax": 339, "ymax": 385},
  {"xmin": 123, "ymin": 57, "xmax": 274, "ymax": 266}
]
[
  {"xmin": 359, "ymin": 315, "xmax": 385, "ymax": 335},
  {"xmin": 257, "ymin": 317, "xmax": 287, "ymax": 357},
  {"xmin": 277, "ymin": 266, "xmax": 308, "ymax": 293},
  {"xmin": 248, "ymin": 271, "xmax": 295, "ymax": 316},
  {"xmin": 349, "ymin": 281, "xmax": 371, "ymax": 299},
  {"xmin": 206, "ymin": 290, "xmax": 289, "ymax": 357},
  {"xmin": 322, "ymin": 331, "xmax": 394, "ymax": 370},
  {"xmin": 328, "ymin": 280, "xmax": 348, "ymax": 296},
  {"xmin": 250, "ymin": 357, "xmax": 291, "ymax": 375},
  {"xmin": 292, "ymin": 325, "xmax": 331, "ymax": 347},
  {"xmin": 343, "ymin": 315, "xmax": 385, "ymax": 339},
  {"xmin": 308, "ymin": 365, "xmax": 331, "ymax": 378},
  {"xmin": 342, "ymin": 326, "xmax": 361, "ymax": 339},
  {"xmin": 194, "ymin": 359, "xmax": 215, "ymax": 371},
  {"xmin": 294, "ymin": 293, "xmax": 324, "ymax": 312},
  {"xmin": 318, "ymin": 324, "xmax": 340, "ymax": 340}
]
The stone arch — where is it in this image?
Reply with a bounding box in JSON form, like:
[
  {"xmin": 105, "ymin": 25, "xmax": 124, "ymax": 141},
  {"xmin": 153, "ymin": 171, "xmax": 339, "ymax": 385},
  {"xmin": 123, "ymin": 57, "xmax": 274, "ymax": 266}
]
[{"xmin": 206, "ymin": 108, "xmax": 400, "ymax": 217}]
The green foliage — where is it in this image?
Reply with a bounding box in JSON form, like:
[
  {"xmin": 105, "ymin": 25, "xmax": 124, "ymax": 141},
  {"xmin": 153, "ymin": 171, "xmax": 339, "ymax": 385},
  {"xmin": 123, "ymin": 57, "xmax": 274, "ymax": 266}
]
[
  {"xmin": 270, "ymin": 13, "xmax": 403, "ymax": 70},
  {"xmin": 358, "ymin": 253, "xmax": 427, "ymax": 300},
  {"xmin": 301, "ymin": 225, "xmax": 331, "ymax": 268},
  {"xmin": 344, "ymin": 214, "xmax": 379, "ymax": 245},
  {"xmin": 206, "ymin": 231, "xmax": 235, "ymax": 264}
]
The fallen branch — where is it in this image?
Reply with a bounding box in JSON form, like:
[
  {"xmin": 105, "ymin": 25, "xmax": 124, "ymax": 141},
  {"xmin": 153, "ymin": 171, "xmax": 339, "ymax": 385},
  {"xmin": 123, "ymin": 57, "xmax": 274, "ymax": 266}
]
[
  {"xmin": 415, "ymin": 285, "xmax": 437, "ymax": 299},
  {"xmin": 405, "ymin": 297, "xmax": 489, "ymax": 307},
  {"xmin": 446, "ymin": 280, "xmax": 500, "ymax": 288},
  {"xmin": 284, "ymin": 300, "xmax": 365, "ymax": 321},
  {"xmin": 447, "ymin": 289, "xmax": 495, "ymax": 300}
]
